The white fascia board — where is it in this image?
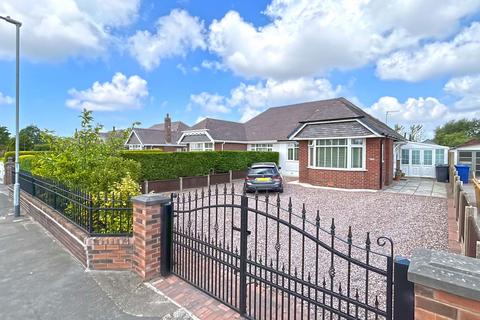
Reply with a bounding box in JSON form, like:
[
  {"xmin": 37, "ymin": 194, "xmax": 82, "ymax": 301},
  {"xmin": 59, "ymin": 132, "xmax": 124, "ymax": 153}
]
[
  {"xmin": 177, "ymin": 130, "xmax": 214, "ymax": 144},
  {"xmin": 125, "ymin": 129, "xmax": 144, "ymax": 147},
  {"xmin": 402, "ymin": 141, "xmax": 450, "ymax": 149},
  {"xmin": 355, "ymin": 119, "xmax": 382, "ymax": 137},
  {"xmin": 288, "ymin": 119, "xmax": 380, "ymax": 140},
  {"xmin": 292, "ymin": 135, "xmax": 378, "ymax": 141}
]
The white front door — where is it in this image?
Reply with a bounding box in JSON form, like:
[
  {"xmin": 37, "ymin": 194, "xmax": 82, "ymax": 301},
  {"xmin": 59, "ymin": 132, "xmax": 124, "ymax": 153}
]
[
  {"xmin": 410, "ymin": 149, "xmax": 422, "ymax": 177},
  {"xmin": 421, "ymin": 149, "xmax": 435, "ymax": 178},
  {"xmin": 402, "ymin": 148, "xmax": 436, "ymax": 178}
]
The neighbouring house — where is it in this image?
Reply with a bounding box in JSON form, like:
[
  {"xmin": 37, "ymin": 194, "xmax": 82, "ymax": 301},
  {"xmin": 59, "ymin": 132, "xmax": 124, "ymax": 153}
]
[
  {"xmin": 124, "ymin": 114, "xmax": 189, "ymax": 151},
  {"xmin": 451, "ymin": 139, "xmax": 480, "ymax": 179},
  {"xmin": 178, "ymin": 97, "xmax": 404, "ymax": 189},
  {"xmin": 395, "ymin": 140, "xmax": 449, "ymax": 178}
]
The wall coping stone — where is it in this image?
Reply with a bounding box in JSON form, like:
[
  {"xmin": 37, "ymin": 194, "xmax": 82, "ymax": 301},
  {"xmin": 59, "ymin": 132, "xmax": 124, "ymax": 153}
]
[
  {"xmin": 408, "ymin": 248, "xmax": 480, "ymax": 301},
  {"xmin": 132, "ymin": 194, "xmax": 170, "ymax": 206}
]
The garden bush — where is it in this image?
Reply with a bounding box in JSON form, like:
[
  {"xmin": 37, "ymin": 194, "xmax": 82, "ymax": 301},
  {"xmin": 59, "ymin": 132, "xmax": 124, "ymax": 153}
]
[
  {"xmin": 3, "ymin": 150, "xmax": 42, "ymax": 163},
  {"xmin": 19, "ymin": 155, "xmax": 35, "ymax": 172},
  {"xmin": 121, "ymin": 150, "xmax": 279, "ymax": 181}
]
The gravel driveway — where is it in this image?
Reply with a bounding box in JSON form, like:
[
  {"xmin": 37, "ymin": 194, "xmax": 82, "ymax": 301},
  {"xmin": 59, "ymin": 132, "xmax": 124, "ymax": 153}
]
[{"xmin": 171, "ymin": 180, "xmax": 448, "ymax": 317}]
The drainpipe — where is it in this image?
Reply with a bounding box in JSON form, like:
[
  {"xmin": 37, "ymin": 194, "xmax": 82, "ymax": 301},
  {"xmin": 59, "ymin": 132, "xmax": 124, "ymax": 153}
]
[
  {"xmin": 379, "ymin": 138, "xmax": 384, "ymax": 189},
  {"xmin": 221, "ymin": 141, "xmax": 226, "ymax": 151}
]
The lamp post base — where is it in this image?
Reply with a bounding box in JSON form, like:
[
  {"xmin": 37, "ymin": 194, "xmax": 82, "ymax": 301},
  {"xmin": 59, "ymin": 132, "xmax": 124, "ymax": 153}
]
[{"xmin": 13, "ymin": 182, "xmax": 20, "ymax": 217}]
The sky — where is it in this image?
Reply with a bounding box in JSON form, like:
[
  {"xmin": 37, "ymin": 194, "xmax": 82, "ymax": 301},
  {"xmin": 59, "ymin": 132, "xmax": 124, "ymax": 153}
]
[{"xmin": 0, "ymin": 0, "xmax": 480, "ymax": 138}]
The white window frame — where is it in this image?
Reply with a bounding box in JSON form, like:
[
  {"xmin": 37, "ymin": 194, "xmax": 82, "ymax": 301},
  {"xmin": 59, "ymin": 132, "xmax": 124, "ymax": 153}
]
[
  {"xmin": 128, "ymin": 144, "xmax": 143, "ymax": 150},
  {"xmin": 189, "ymin": 142, "xmax": 214, "ymax": 152},
  {"xmin": 249, "ymin": 143, "xmax": 273, "ymax": 152},
  {"xmin": 287, "ymin": 142, "xmax": 299, "ymax": 161},
  {"xmin": 308, "ymin": 138, "xmax": 366, "ymax": 171},
  {"xmin": 401, "ymin": 149, "xmax": 410, "ymax": 165},
  {"xmin": 435, "ymin": 149, "xmax": 445, "ymax": 165}
]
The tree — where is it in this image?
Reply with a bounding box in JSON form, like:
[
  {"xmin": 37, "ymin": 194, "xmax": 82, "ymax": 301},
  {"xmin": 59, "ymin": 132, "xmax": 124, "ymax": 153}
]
[
  {"xmin": 434, "ymin": 119, "xmax": 480, "ymax": 147},
  {"xmin": 0, "ymin": 126, "xmax": 10, "ymax": 146},
  {"xmin": 33, "ymin": 109, "xmax": 140, "ymax": 194},
  {"xmin": 393, "ymin": 124, "xmax": 405, "ymax": 138},
  {"xmin": 6, "ymin": 124, "xmax": 45, "ymax": 151},
  {"xmin": 408, "ymin": 124, "xmax": 424, "ymax": 142}
]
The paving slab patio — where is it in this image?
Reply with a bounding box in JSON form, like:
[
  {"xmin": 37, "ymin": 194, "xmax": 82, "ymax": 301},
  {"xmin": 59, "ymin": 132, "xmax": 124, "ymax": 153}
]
[{"xmin": 382, "ymin": 177, "xmax": 448, "ymax": 198}]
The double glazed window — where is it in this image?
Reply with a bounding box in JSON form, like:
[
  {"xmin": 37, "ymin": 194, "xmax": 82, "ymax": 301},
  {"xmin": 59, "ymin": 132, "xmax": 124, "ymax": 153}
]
[
  {"xmin": 401, "ymin": 149, "xmax": 409, "ymax": 164},
  {"xmin": 129, "ymin": 144, "xmax": 143, "ymax": 150},
  {"xmin": 287, "ymin": 142, "xmax": 299, "ymax": 161},
  {"xmin": 308, "ymin": 138, "xmax": 365, "ymax": 170},
  {"xmin": 249, "ymin": 144, "xmax": 273, "ymax": 152},
  {"xmin": 435, "ymin": 149, "xmax": 445, "ymax": 165},
  {"xmin": 190, "ymin": 142, "xmax": 214, "ymax": 152}
]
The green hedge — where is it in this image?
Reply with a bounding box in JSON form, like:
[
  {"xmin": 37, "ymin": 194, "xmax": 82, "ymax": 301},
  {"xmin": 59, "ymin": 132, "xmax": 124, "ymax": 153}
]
[
  {"xmin": 19, "ymin": 155, "xmax": 35, "ymax": 172},
  {"xmin": 3, "ymin": 151, "xmax": 43, "ymax": 163},
  {"xmin": 121, "ymin": 150, "xmax": 279, "ymax": 181}
]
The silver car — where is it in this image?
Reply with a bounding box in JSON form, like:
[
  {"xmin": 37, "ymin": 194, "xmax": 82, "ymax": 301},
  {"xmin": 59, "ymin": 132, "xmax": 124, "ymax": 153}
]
[{"xmin": 244, "ymin": 162, "xmax": 283, "ymax": 193}]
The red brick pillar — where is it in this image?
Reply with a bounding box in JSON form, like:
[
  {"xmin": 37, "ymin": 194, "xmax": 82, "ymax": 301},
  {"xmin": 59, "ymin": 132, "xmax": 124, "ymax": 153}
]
[
  {"xmin": 4, "ymin": 157, "xmax": 14, "ymax": 185},
  {"xmin": 132, "ymin": 194, "xmax": 171, "ymax": 280}
]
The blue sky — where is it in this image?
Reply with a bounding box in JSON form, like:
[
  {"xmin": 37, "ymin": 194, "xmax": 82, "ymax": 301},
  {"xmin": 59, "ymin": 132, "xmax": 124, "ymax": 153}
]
[{"xmin": 1, "ymin": 0, "xmax": 480, "ymax": 138}]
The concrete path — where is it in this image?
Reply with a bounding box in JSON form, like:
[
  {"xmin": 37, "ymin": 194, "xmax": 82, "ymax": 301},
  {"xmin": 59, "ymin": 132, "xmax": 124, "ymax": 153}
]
[
  {"xmin": 0, "ymin": 184, "xmax": 195, "ymax": 320},
  {"xmin": 382, "ymin": 177, "xmax": 448, "ymax": 198}
]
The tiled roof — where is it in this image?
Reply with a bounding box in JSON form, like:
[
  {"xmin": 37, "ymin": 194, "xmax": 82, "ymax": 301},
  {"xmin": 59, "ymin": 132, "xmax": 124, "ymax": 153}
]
[{"xmin": 181, "ymin": 98, "xmax": 404, "ymax": 142}]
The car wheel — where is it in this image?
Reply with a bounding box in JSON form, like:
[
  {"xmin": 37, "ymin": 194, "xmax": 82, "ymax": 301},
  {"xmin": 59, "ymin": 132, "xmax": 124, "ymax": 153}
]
[{"xmin": 278, "ymin": 188, "xmax": 284, "ymax": 193}]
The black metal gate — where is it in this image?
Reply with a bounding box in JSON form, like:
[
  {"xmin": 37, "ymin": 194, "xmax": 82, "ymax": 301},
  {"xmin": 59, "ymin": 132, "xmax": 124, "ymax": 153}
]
[{"xmin": 170, "ymin": 185, "xmax": 394, "ymax": 319}]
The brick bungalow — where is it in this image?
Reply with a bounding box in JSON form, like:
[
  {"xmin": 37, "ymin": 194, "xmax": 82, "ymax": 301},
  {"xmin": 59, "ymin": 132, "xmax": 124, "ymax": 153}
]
[
  {"xmin": 124, "ymin": 114, "xmax": 189, "ymax": 151},
  {"xmin": 177, "ymin": 98, "xmax": 404, "ymax": 190}
]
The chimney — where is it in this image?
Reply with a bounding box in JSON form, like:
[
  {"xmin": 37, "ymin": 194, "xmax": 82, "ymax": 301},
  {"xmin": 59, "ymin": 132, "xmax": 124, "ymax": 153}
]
[{"xmin": 165, "ymin": 113, "xmax": 172, "ymax": 144}]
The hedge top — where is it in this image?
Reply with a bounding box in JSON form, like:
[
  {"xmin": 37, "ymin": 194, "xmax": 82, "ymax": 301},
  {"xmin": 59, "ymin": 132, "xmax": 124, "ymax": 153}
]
[{"xmin": 121, "ymin": 150, "xmax": 279, "ymax": 181}]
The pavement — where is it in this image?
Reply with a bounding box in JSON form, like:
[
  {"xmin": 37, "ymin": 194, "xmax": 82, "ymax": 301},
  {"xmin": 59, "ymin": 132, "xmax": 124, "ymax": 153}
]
[
  {"xmin": 382, "ymin": 177, "xmax": 448, "ymax": 198},
  {"xmin": 0, "ymin": 183, "xmax": 195, "ymax": 320}
]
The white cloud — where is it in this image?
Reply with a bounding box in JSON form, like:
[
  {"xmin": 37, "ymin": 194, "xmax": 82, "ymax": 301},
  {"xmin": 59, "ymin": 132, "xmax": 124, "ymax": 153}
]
[
  {"xmin": 128, "ymin": 9, "xmax": 206, "ymax": 70},
  {"xmin": 208, "ymin": 0, "xmax": 480, "ymax": 80},
  {"xmin": 376, "ymin": 22, "xmax": 480, "ymax": 81},
  {"xmin": 189, "ymin": 92, "xmax": 230, "ymax": 114},
  {"xmin": 365, "ymin": 93, "xmax": 480, "ymax": 137},
  {"xmin": 189, "ymin": 77, "xmax": 341, "ymax": 121},
  {"xmin": 0, "ymin": 0, "xmax": 140, "ymax": 60},
  {"xmin": 0, "ymin": 92, "xmax": 13, "ymax": 105},
  {"xmin": 66, "ymin": 72, "xmax": 148, "ymax": 111},
  {"xmin": 444, "ymin": 74, "xmax": 480, "ymax": 110},
  {"xmin": 201, "ymin": 60, "xmax": 227, "ymax": 72}
]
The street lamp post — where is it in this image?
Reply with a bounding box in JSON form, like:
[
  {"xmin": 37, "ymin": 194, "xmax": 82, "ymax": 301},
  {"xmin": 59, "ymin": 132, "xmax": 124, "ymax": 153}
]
[{"xmin": 1, "ymin": 15, "xmax": 22, "ymax": 217}]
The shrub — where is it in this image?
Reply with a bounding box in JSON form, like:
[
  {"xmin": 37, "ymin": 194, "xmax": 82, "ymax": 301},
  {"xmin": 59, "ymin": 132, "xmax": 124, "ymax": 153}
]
[
  {"xmin": 3, "ymin": 151, "xmax": 43, "ymax": 163},
  {"xmin": 121, "ymin": 150, "xmax": 279, "ymax": 181},
  {"xmin": 33, "ymin": 144, "xmax": 51, "ymax": 151},
  {"xmin": 19, "ymin": 155, "xmax": 35, "ymax": 172},
  {"xmin": 33, "ymin": 110, "xmax": 140, "ymax": 194}
]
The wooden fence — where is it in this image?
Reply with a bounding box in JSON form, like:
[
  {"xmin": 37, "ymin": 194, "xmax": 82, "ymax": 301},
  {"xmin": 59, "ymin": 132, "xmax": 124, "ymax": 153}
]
[
  {"xmin": 142, "ymin": 169, "xmax": 247, "ymax": 193},
  {"xmin": 450, "ymin": 165, "xmax": 480, "ymax": 258}
]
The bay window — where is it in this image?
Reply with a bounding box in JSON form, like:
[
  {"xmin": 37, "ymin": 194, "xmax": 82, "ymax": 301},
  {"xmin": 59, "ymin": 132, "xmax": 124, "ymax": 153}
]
[
  {"xmin": 190, "ymin": 142, "xmax": 214, "ymax": 152},
  {"xmin": 287, "ymin": 142, "xmax": 299, "ymax": 161},
  {"xmin": 308, "ymin": 138, "xmax": 365, "ymax": 170}
]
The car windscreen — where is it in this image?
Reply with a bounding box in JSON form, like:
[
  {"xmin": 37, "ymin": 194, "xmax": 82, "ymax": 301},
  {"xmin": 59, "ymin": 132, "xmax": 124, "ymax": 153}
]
[{"xmin": 248, "ymin": 167, "xmax": 277, "ymax": 175}]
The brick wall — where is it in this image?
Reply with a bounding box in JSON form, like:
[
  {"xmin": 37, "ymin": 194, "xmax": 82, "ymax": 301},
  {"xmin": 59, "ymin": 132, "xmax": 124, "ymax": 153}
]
[
  {"xmin": 14, "ymin": 188, "xmax": 133, "ymax": 271},
  {"xmin": 298, "ymin": 137, "xmax": 394, "ymax": 190},
  {"xmin": 214, "ymin": 142, "xmax": 247, "ymax": 151},
  {"xmin": 414, "ymin": 284, "xmax": 480, "ymax": 319},
  {"xmin": 86, "ymin": 237, "xmax": 133, "ymax": 270}
]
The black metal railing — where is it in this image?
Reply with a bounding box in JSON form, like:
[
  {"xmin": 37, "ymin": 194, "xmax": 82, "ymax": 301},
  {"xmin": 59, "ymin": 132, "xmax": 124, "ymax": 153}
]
[
  {"xmin": 18, "ymin": 170, "xmax": 133, "ymax": 236},
  {"xmin": 170, "ymin": 184, "xmax": 394, "ymax": 320}
]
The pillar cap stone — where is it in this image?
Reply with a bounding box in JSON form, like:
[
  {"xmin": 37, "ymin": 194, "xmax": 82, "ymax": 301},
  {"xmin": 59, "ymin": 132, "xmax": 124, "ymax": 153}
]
[
  {"xmin": 408, "ymin": 248, "xmax": 480, "ymax": 301},
  {"xmin": 132, "ymin": 194, "xmax": 170, "ymax": 206}
]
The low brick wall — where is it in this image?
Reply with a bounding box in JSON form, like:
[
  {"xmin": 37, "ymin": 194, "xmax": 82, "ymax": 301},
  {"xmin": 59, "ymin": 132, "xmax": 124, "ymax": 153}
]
[
  {"xmin": 86, "ymin": 237, "xmax": 133, "ymax": 270},
  {"xmin": 13, "ymin": 187, "xmax": 133, "ymax": 271},
  {"xmin": 408, "ymin": 249, "xmax": 480, "ymax": 320},
  {"xmin": 414, "ymin": 284, "xmax": 480, "ymax": 319}
]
